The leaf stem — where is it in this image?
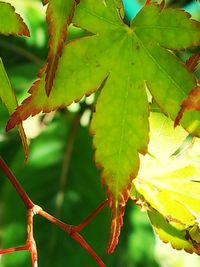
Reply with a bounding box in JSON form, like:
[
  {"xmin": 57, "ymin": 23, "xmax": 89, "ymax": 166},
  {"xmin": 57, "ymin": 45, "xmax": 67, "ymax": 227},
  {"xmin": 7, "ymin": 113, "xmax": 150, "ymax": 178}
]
[
  {"xmin": 0, "ymin": 157, "xmax": 34, "ymax": 209},
  {"xmin": 71, "ymin": 232, "xmax": 106, "ymax": 267},
  {"xmin": 26, "ymin": 209, "xmax": 38, "ymax": 267},
  {"xmin": 38, "ymin": 208, "xmax": 107, "ymax": 267},
  {"xmin": 72, "ymin": 199, "xmax": 109, "ymax": 233},
  {"xmin": 0, "ymin": 245, "xmax": 28, "ymax": 254},
  {"xmin": 38, "ymin": 209, "xmax": 72, "ymax": 234}
]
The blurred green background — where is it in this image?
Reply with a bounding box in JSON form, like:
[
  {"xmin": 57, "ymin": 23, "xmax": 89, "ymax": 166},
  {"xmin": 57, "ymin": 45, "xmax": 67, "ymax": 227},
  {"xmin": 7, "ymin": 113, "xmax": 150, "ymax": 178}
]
[{"xmin": 0, "ymin": 0, "xmax": 200, "ymax": 266}]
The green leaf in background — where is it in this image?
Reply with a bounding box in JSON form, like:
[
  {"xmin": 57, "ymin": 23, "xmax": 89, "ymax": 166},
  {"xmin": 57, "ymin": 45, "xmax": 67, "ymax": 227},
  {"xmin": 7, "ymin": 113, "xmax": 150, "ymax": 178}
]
[
  {"xmin": 131, "ymin": 111, "xmax": 200, "ymax": 254},
  {"xmin": 41, "ymin": 0, "xmax": 77, "ymax": 95},
  {"xmin": 0, "ymin": 59, "xmax": 28, "ymax": 159},
  {"xmin": 0, "ymin": 1, "xmax": 29, "ymax": 36},
  {"xmin": 6, "ymin": 0, "xmax": 200, "ymax": 253}
]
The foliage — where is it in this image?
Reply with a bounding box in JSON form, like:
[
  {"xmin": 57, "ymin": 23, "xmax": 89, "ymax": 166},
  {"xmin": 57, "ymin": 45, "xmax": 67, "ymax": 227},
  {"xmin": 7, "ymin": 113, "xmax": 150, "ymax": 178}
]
[
  {"xmin": 0, "ymin": 1, "xmax": 29, "ymax": 36},
  {"xmin": 42, "ymin": 0, "xmax": 77, "ymax": 95},
  {"xmin": 131, "ymin": 112, "xmax": 200, "ymax": 254},
  {"xmin": 0, "ymin": 0, "xmax": 200, "ymax": 266},
  {"xmin": 0, "ymin": 59, "xmax": 28, "ymax": 158}
]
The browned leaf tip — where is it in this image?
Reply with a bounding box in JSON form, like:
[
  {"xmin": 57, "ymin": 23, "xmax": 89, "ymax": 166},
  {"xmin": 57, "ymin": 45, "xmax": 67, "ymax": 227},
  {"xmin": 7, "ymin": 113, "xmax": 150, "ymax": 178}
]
[
  {"xmin": 44, "ymin": 1, "xmax": 76, "ymax": 96},
  {"xmin": 6, "ymin": 96, "xmax": 34, "ymax": 131},
  {"xmin": 4, "ymin": 3, "xmax": 30, "ymax": 37},
  {"xmin": 145, "ymin": 0, "xmax": 165, "ymax": 7},
  {"xmin": 6, "ymin": 77, "xmax": 44, "ymax": 132},
  {"xmin": 174, "ymin": 86, "xmax": 200, "ymax": 127},
  {"xmin": 160, "ymin": 0, "xmax": 165, "ymax": 9},
  {"xmin": 186, "ymin": 53, "xmax": 200, "ymax": 73},
  {"xmin": 174, "ymin": 107, "xmax": 185, "ymax": 127},
  {"xmin": 18, "ymin": 22, "xmax": 30, "ymax": 37},
  {"xmin": 181, "ymin": 86, "xmax": 200, "ymax": 111},
  {"xmin": 145, "ymin": 0, "xmax": 152, "ymax": 5},
  {"xmin": 18, "ymin": 124, "xmax": 29, "ymax": 161},
  {"xmin": 41, "ymin": 0, "xmax": 49, "ymax": 5},
  {"xmin": 6, "ymin": 62, "xmax": 48, "ymax": 131},
  {"xmin": 106, "ymin": 186, "xmax": 131, "ymax": 254}
]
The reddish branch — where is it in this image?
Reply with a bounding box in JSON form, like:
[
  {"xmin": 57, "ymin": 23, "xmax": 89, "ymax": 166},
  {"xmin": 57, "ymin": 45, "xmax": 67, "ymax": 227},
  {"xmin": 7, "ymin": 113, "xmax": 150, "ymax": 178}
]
[
  {"xmin": 0, "ymin": 245, "xmax": 27, "ymax": 254},
  {"xmin": 0, "ymin": 208, "xmax": 38, "ymax": 267},
  {"xmin": 72, "ymin": 199, "xmax": 109, "ymax": 233},
  {"xmin": 0, "ymin": 157, "xmax": 108, "ymax": 267},
  {"xmin": 26, "ymin": 208, "xmax": 38, "ymax": 267},
  {"xmin": 0, "ymin": 157, "xmax": 34, "ymax": 209}
]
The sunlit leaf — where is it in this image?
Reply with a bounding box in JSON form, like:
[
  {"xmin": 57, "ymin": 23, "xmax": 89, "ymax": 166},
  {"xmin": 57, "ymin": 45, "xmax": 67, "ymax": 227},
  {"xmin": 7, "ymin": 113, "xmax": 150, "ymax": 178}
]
[
  {"xmin": 148, "ymin": 209, "xmax": 200, "ymax": 255},
  {"xmin": 0, "ymin": 59, "xmax": 28, "ymax": 159},
  {"xmin": 131, "ymin": 112, "xmax": 200, "ymax": 254},
  {"xmin": 0, "ymin": 1, "xmax": 29, "ymax": 36},
  {"xmin": 6, "ymin": 1, "xmax": 200, "ymax": 252}
]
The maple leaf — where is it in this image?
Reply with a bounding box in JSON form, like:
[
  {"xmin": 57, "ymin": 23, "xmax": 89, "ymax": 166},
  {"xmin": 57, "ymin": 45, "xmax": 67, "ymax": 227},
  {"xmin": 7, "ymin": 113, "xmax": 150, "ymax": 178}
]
[
  {"xmin": 148, "ymin": 209, "xmax": 200, "ymax": 255},
  {"xmin": 131, "ymin": 112, "xmax": 200, "ymax": 254},
  {"xmin": 0, "ymin": 1, "xmax": 29, "ymax": 36},
  {"xmin": 0, "ymin": 2, "xmax": 29, "ymax": 159},
  {"xmin": 41, "ymin": 0, "xmax": 77, "ymax": 96},
  {"xmin": 0, "ymin": 59, "xmax": 28, "ymax": 160},
  {"xmin": 6, "ymin": 1, "xmax": 200, "ymax": 252}
]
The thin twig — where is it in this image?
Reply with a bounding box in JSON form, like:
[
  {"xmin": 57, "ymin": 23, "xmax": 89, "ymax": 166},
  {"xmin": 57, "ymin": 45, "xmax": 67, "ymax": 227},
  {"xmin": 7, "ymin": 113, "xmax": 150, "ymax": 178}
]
[
  {"xmin": 38, "ymin": 209, "xmax": 72, "ymax": 234},
  {"xmin": 0, "ymin": 245, "xmax": 28, "ymax": 254},
  {"xmin": 72, "ymin": 199, "xmax": 109, "ymax": 233},
  {"xmin": 38, "ymin": 208, "xmax": 107, "ymax": 267},
  {"xmin": 26, "ymin": 209, "xmax": 38, "ymax": 267},
  {"xmin": 0, "ymin": 157, "xmax": 34, "ymax": 209},
  {"xmin": 71, "ymin": 232, "xmax": 106, "ymax": 267}
]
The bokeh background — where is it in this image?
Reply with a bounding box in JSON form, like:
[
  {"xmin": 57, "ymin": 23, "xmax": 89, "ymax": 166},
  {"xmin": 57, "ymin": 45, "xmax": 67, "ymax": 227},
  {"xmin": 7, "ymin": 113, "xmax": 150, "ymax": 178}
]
[{"xmin": 0, "ymin": 0, "xmax": 200, "ymax": 266}]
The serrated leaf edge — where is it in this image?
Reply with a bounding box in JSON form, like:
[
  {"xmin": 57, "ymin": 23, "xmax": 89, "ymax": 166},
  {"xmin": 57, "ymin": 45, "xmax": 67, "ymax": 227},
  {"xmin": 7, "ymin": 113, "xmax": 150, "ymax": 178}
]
[
  {"xmin": 44, "ymin": 0, "xmax": 76, "ymax": 96},
  {"xmin": 91, "ymin": 126, "xmax": 141, "ymax": 253},
  {"xmin": 148, "ymin": 208, "xmax": 200, "ymax": 255},
  {"xmin": 0, "ymin": 2, "xmax": 30, "ymax": 37}
]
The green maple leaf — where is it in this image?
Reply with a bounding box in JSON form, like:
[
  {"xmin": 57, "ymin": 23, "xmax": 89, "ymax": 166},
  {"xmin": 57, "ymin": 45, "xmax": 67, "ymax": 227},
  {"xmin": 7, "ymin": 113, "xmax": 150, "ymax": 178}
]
[
  {"xmin": 41, "ymin": 0, "xmax": 77, "ymax": 95},
  {"xmin": 0, "ymin": 59, "xmax": 28, "ymax": 159},
  {"xmin": 0, "ymin": 2, "xmax": 29, "ymax": 159},
  {"xmin": 6, "ymin": 1, "xmax": 200, "ymax": 252},
  {"xmin": 131, "ymin": 112, "xmax": 200, "ymax": 254},
  {"xmin": 0, "ymin": 1, "xmax": 29, "ymax": 36}
]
